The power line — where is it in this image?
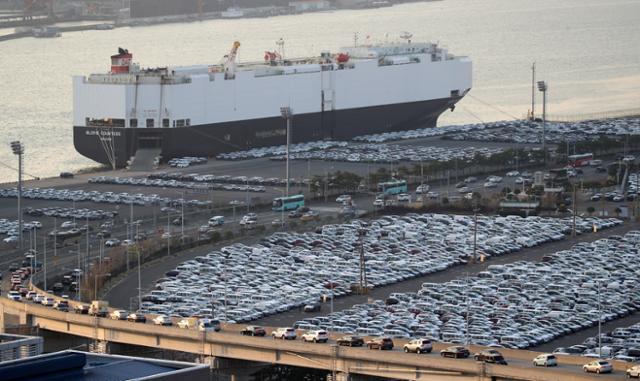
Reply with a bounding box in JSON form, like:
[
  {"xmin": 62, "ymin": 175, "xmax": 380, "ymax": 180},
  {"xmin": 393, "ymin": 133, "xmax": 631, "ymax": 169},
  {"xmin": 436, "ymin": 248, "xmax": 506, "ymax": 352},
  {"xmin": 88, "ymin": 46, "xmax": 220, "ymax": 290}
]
[
  {"xmin": 0, "ymin": 159, "xmax": 39, "ymax": 179},
  {"xmin": 467, "ymin": 94, "xmax": 521, "ymax": 121},
  {"xmin": 459, "ymin": 105, "xmax": 485, "ymax": 124}
]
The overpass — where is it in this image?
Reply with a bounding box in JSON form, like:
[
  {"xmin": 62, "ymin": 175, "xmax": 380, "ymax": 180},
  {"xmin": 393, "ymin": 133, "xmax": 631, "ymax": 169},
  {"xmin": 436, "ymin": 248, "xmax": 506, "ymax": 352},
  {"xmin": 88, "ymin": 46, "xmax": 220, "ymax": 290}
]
[{"xmin": 1, "ymin": 297, "xmax": 631, "ymax": 381}]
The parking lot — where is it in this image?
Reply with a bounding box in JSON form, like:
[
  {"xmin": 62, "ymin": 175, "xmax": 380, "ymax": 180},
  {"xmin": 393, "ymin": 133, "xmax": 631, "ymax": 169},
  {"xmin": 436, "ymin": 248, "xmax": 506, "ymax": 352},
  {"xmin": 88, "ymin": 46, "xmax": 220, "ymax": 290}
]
[
  {"xmin": 131, "ymin": 213, "xmax": 620, "ymax": 325},
  {"xmin": 294, "ymin": 229, "xmax": 637, "ymax": 350}
]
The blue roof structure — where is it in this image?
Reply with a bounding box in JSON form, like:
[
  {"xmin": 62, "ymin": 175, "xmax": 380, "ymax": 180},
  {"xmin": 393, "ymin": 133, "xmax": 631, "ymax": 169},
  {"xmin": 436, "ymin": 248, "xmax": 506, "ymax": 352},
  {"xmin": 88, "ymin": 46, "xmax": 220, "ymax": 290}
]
[{"xmin": 0, "ymin": 350, "xmax": 209, "ymax": 381}]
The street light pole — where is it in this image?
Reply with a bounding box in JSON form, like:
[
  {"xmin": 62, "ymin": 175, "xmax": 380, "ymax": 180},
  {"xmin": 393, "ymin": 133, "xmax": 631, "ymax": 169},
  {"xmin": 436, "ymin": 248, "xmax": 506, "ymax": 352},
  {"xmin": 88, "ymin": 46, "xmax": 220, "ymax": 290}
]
[
  {"xmin": 537, "ymin": 81, "xmax": 548, "ymax": 166},
  {"xmin": 10, "ymin": 141, "xmax": 24, "ymax": 250},
  {"xmin": 280, "ymin": 107, "xmax": 293, "ymax": 197}
]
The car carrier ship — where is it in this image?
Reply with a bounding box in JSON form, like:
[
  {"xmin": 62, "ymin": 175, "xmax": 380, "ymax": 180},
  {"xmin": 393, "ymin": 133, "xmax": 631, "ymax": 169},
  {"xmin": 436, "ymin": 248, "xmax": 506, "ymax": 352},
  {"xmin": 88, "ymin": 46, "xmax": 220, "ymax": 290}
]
[{"xmin": 73, "ymin": 37, "xmax": 472, "ymax": 168}]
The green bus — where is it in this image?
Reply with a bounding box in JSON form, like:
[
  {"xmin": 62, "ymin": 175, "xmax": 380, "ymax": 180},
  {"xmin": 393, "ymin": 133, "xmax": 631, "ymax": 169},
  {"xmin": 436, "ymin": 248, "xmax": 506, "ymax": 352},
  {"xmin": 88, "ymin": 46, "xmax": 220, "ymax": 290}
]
[
  {"xmin": 378, "ymin": 179, "xmax": 408, "ymax": 195},
  {"xmin": 272, "ymin": 194, "xmax": 305, "ymax": 211}
]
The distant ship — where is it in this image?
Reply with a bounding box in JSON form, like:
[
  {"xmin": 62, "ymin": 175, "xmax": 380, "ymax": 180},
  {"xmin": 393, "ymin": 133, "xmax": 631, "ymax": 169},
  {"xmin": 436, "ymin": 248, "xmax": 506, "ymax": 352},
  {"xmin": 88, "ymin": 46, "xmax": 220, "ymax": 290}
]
[
  {"xmin": 32, "ymin": 26, "xmax": 60, "ymax": 38},
  {"xmin": 72, "ymin": 38, "xmax": 472, "ymax": 168},
  {"xmin": 221, "ymin": 7, "xmax": 244, "ymax": 18}
]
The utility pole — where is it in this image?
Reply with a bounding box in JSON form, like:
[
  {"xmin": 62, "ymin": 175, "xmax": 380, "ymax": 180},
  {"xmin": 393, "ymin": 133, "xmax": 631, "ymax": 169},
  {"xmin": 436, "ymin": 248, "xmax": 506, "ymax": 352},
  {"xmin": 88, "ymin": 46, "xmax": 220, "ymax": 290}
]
[
  {"xmin": 572, "ymin": 183, "xmax": 577, "ymax": 237},
  {"xmin": 357, "ymin": 228, "xmax": 368, "ymax": 294},
  {"xmin": 473, "ymin": 209, "xmax": 478, "ymax": 263},
  {"xmin": 597, "ymin": 280, "xmax": 602, "ymax": 358},
  {"xmin": 43, "ymin": 236, "xmax": 47, "ymax": 291},
  {"xmin": 10, "ymin": 141, "xmax": 24, "ymax": 250}
]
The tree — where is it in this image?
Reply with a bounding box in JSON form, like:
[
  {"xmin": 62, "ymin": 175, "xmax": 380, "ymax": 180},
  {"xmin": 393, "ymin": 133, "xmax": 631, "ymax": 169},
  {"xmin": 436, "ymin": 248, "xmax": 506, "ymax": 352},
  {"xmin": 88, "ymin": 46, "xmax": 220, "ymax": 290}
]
[
  {"xmin": 587, "ymin": 206, "xmax": 595, "ymax": 216},
  {"xmin": 614, "ymin": 207, "xmax": 622, "ymax": 217}
]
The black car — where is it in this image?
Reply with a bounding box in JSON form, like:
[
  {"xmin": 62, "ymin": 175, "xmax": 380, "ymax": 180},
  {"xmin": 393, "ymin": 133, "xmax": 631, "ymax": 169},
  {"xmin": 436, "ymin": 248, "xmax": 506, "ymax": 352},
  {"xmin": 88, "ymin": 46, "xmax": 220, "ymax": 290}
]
[
  {"xmin": 474, "ymin": 350, "xmax": 508, "ymax": 365},
  {"xmin": 52, "ymin": 282, "xmax": 64, "ymax": 292},
  {"xmin": 60, "ymin": 172, "xmax": 74, "ymax": 179},
  {"xmin": 337, "ymin": 335, "xmax": 364, "ymax": 347},
  {"xmin": 241, "ymin": 326, "xmax": 266, "ymax": 336},
  {"xmin": 74, "ymin": 304, "xmax": 89, "ymax": 314},
  {"xmin": 127, "ymin": 313, "xmax": 147, "ymax": 323},
  {"xmin": 440, "ymin": 346, "xmax": 471, "ymax": 358},
  {"xmin": 366, "ymin": 337, "xmax": 394, "ymax": 350}
]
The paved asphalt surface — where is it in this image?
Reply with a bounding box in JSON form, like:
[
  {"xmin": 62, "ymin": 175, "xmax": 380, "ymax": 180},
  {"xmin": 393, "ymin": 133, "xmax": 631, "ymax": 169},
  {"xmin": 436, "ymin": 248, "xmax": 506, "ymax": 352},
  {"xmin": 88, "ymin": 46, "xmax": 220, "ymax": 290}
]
[{"xmin": 2, "ymin": 136, "xmax": 639, "ymax": 366}]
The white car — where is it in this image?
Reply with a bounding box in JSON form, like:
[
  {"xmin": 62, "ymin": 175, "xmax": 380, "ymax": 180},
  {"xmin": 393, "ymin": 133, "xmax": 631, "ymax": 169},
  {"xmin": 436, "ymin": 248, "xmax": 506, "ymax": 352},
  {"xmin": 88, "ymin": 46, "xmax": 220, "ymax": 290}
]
[
  {"xmin": 583, "ymin": 360, "xmax": 613, "ymax": 374},
  {"xmin": 7, "ymin": 291, "xmax": 21, "ymax": 301},
  {"xmin": 626, "ymin": 365, "xmax": 640, "ymax": 378},
  {"xmin": 336, "ymin": 195, "xmax": 352, "ymax": 203},
  {"xmin": 41, "ymin": 297, "xmax": 56, "ymax": 307},
  {"xmin": 484, "ymin": 182, "xmax": 498, "ymax": 188},
  {"xmin": 427, "ymin": 191, "xmax": 439, "ymax": 199},
  {"xmin": 506, "ymin": 171, "xmax": 520, "ymax": 177},
  {"xmin": 177, "ymin": 318, "xmax": 195, "ymax": 329},
  {"xmin": 397, "ymin": 193, "xmax": 411, "ymax": 202},
  {"xmin": 153, "ymin": 315, "xmax": 173, "ymax": 326},
  {"xmin": 532, "ymin": 354, "xmax": 558, "ymax": 367},
  {"xmin": 302, "ymin": 330, "xmax": 329, "ymax": 343},
  {"xmin": 109, "ymin": 310, "xmax": 128, "ymax": 320},
  {"xmin": 373, "ymin": 199, "xmax": 384, "ymax": 207},
  {"xmin": 403, "ymin": 338, "xmax": 433, "ymax": 354},
  {"xmin": 415, "ymin": 184, "xmax": 430, "ymax": 194},
  {"xmin": 3, "ymin": 236, "xmax": 18, "ymax": 244},
  {"xmin": 272, "ymin": 327, "xmax": 297, "ymax": 340}
]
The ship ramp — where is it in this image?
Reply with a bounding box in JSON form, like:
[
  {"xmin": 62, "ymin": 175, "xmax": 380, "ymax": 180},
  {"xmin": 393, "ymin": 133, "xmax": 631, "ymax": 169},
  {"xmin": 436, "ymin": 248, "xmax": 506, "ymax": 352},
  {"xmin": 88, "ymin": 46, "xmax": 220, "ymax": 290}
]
[{"xmin": 128, "ymin": 148, "xmax": 161, "ymax": 172}]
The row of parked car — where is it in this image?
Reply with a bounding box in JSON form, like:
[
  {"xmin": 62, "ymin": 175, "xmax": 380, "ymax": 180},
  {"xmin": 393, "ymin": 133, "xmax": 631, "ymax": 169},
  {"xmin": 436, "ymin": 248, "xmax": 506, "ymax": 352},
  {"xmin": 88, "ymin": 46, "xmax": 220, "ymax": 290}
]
[
  {"xmin": 443, "ymin": 117, "xmax": 640, "ymax": 145},
  {"xmin": 137, "ymin": 213, "xmax": 615, "ymax": 324},
  {"xmin": 148, "ymin": 172, "xmax": 307, "ymax": 187},
  {"xmin": 217, "ymin": 141, "xmax": 348, "ymax": 160},
  {"xmin": 272, "ymin": 143, "xmax": 506, "ymax": 164},
  {"xmin": 352, "ymin": 120, "xmax": 523, "ymax": 143},
  {"xmin": 24, "ymin": 206, "xmax": 116, "ymax": 221},
  {"xmin": 0, "ymin": 219, "xmax": 42, "ymax": 243},
  {"xmin": 555, "ymin": 320, "xmax": 640, "ymax": 363},
  {"xmin": 300, "ymin": 228, "xmax": 633, "ymax": 352},
  {"xmin": 0, "ymin": 187, "xmax": 210, "ymax": 208},
  {"xmin": 167, "ymin": 157, "xmax": 207, "ymax": 168},
  {"xmin": 88, "ymin": 176, "xmax": 267, "ymax": 193}
]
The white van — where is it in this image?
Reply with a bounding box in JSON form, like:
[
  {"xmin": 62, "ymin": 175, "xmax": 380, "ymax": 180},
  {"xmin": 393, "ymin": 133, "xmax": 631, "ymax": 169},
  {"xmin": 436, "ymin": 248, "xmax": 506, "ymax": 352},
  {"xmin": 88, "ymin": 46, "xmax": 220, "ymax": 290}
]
[{"xmin": 208, "ymin": 216, "xmax": 224, "ymax": 227}]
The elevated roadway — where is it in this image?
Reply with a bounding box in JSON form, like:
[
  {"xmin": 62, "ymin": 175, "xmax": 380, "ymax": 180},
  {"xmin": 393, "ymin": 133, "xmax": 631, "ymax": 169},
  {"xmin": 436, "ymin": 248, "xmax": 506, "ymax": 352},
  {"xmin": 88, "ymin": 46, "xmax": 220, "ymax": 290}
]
[{"xmin": 0, "ymin": 297, "xmax": 633, "ymax": 381}]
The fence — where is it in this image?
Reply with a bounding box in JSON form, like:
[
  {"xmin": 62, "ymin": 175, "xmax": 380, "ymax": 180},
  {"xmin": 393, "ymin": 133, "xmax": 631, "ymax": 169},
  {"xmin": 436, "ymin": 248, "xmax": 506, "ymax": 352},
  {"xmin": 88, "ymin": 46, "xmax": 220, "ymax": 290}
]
[
  {"xmin": 0, "ymin": 334, "xmax": 43, "ymax": 362},
  {"xmin": 544, "ymin": 108, "xmax": 640, "ymax": 123}
]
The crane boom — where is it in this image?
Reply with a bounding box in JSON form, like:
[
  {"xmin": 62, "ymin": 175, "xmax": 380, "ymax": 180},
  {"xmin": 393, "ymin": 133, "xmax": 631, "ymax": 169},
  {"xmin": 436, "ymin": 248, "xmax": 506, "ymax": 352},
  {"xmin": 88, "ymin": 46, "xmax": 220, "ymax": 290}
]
[{"xmin": 223, "ymin": 41, "xmax": 241, "ymax": 79}]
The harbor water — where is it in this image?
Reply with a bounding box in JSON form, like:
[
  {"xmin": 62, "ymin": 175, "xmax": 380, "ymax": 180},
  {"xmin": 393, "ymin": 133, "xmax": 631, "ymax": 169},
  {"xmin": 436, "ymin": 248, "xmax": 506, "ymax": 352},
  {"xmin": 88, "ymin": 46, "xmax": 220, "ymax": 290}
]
[{"xmin": 0, "ymin": 0, "xmax": 638, "ymax": 182}]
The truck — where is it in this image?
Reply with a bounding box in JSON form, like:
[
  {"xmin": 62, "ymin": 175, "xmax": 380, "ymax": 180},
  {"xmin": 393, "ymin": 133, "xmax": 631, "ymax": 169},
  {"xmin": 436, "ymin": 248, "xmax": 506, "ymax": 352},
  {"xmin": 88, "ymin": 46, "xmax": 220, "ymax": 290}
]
[{"xmin": 89, "ymin": 300, "xmax": 109, "ymax": 317}]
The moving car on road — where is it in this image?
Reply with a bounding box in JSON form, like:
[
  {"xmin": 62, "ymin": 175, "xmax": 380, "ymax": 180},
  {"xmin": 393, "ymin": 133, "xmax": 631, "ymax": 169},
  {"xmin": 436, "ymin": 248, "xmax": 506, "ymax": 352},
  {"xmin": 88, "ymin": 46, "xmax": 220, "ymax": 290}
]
[
  {"xmin": 272, "ymin": 327, "xmax": 297, "ymax": 340},
  {"xmin": 152, "ymin": 315, "xmax": 173, "ymax": 326},
  {"xmin": 532, "ymin": 354, "xmax": 557, "ymax": 367},
  {"xmin": 367, "ymin": 337, "xmax": 394, "ymax": 350},
  {"xmin": 441, "ymin": 346, "xmax": 470, "ymax": 358},
  {"xmin": 627, "ymin": 365, "xmax": 640, "ymax": 378},
  {"xmin": 337, "ymin": 336, "xmax": 364, "ymax": 347},
  {"xmin": 403, "ymin": 338, "xmax": 432, "ymax": 354},
  {"xmin": 301, "ymin": 330, "xmax": 329, "ymax": 343},
  {"xmin": 583, "ymin": 360, "xmax": 613, "ymax": 374},
  {"xmin": 474, "ymin": 350, "xmax": 507, "ymax": 365},
  {"xmin": 241, "ymin": 326, "xmax": 266, "ymax": 336}
]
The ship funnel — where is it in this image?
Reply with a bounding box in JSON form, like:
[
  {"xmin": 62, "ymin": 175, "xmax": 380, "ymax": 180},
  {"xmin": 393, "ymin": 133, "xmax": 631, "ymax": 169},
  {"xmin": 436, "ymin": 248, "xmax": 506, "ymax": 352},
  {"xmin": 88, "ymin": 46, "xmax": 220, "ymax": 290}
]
[{"xmin": 111, "ymin": 47, "xmax": 132, "ymax": 74}]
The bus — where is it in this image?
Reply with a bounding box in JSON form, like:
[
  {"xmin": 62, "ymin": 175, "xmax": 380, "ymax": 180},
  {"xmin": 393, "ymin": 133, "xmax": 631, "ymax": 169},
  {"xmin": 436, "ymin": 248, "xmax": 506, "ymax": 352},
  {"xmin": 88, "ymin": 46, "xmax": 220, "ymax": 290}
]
[
  {"xmin": 272, "ymin": 194, "xmax": 305, "ymax": 211},
  {"xmin": 568, "ymin": 153, "xmax": 593, "ymax": 167},
  {"xmin": 377, "ymin": 179, "xmax": 408, "ymax": 195}
]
